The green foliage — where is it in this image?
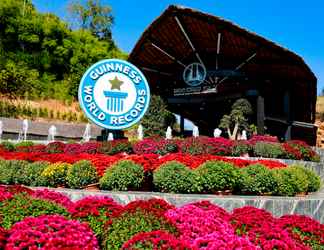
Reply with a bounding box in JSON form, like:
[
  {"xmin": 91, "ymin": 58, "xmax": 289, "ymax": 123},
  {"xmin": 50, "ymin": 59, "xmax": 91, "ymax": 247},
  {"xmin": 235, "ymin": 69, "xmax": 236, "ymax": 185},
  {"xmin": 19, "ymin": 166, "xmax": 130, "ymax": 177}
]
[
  {"xmin": 0, "ymin": 193, "xmax": 69, "ymax": 229},
  {"xmin": 238, "ymin": 164, "xmax": 277, "ymax": 195},
  {"xmin": 0, "ymin": 0, "xmax": 126, "ymax": 100},
  {"xmin": 219, "ymin": 98, "xmax": 253, "ymax": 140},
  {"xmin": 0, "ymin": 160, "xmax": 28, "ymax": 185},
  {"xmin": 14, "ymin": 141, "xmax": 34, "ymax": 147},
  {"xmin": 41, "ymin": 162, "xmax": 72, "ymax": 187},
  {"xmin": 153, "ymin": 161, "xmax": 199, "ymax": 193},
  {"xmin": 141, "ymin": 95, "xmax": 176, "ymax": 137},
  {"xmin": 253, "ymin": 142, "xmax": 284, "ymax": 158},
  {"xmin": 195, "ymin": 161, "xmax": 238, "ymax": 192},
  {"xmin": 67, "ymin": 160, "xmax": 98, "ymax": 188},
  {"xmin": 16, "ymin": 161, "xmax": 49, "ymax": 186},
  {"xmin": 0, "ymin": 141, "xmax": 15, "ymax": 151},
  {"xmin": 298, "ymin": 167, "xmax": 321, "ymax": 192},
  {"xmin": 103, "ymin": 210, "xmax": 177, "ymax": 250},
  {"xmin": 273, "ymin": 166, "xmax": 318, "ymax": 196},
  {"xmin": 99, "ymin": 160, "xmax": 144, "ymax": 191},
  {"xmin": 232, "ymin": 142, "xmax": 251, "ymax": 156},
  {"xmin": 98, "ymin": 141, "xmax": 133, "ymax": 155},
  {"xmin": 68, "ymin": 0, "xmax": 114, "ymax": 40}
]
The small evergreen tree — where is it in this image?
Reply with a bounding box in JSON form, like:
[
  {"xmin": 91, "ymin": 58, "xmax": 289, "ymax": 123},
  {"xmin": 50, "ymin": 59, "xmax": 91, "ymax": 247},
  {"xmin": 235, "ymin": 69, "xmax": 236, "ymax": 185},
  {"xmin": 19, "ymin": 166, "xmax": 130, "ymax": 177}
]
[
  {"xmin": 219, "ymin": 98, "xmax": 253, "ymax": 140},
  {"xmin": 141, "ymin": 95, "xmax": 176, "ymax": 137}
]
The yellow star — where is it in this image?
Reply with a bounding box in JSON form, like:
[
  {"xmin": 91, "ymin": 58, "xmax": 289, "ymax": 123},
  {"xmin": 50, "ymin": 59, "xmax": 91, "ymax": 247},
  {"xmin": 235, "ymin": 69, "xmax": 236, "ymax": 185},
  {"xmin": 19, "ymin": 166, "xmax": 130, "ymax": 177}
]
[{"xmin": 109, "ymin": 76, "xmax": 124, "ymax": 90}]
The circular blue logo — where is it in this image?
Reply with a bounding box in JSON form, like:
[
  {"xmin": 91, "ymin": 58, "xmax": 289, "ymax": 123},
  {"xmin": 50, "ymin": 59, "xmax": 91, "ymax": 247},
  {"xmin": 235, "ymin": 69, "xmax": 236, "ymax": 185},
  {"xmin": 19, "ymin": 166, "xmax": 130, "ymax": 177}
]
[
  {"xmin": 183, "ymin": 62, "xmax": 206, "ymax": 86},
  {"xmin": 78, "ymin": 59, "xmax": 150, "ymax": 130}
]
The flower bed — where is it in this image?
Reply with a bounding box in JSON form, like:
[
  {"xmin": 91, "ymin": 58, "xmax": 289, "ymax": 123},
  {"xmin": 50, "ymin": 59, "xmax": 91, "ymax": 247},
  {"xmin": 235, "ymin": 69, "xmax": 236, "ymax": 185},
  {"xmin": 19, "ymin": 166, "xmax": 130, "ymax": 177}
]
[
  {"xmin": 2, "ymin": 135, "xmax": 319, "ymax": 162},
  {"xmin": 0, "ymin": 186, "xmax": 323, "ymax": 249},
  {"xmin": 0, "ymin": 152, "xmax": 320, "ymax": 196}
]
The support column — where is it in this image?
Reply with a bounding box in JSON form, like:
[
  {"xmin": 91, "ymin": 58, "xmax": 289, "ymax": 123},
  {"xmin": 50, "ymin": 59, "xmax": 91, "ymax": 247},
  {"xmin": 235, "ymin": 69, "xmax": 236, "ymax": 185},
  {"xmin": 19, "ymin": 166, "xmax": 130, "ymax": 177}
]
[
  {"xmin": 257, "ymin": 95, "xmax": 265, "ymax": 134},
  {"xmin": 284, "ymin": 90, "xmax": 292, "ymax": 140},
  {"xmin": 180, "ymin": 115, "xmax": 185, "ymax": 136}
]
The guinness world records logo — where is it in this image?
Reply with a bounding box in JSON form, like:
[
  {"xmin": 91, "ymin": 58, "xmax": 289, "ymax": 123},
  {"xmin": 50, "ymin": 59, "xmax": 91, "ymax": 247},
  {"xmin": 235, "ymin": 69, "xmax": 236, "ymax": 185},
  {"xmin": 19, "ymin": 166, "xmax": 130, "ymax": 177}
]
[{"xmin": 78, "ymin": 59, "xmax": 150, "ymax": 130}]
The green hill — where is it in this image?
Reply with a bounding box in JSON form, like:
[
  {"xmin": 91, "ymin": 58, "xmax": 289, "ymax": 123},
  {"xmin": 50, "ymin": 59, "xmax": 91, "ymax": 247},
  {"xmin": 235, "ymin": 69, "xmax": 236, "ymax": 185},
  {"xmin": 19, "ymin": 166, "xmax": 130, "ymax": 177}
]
[{"xmin": 0, "ymin": 0, "xmax": 126, "ymax": 101}]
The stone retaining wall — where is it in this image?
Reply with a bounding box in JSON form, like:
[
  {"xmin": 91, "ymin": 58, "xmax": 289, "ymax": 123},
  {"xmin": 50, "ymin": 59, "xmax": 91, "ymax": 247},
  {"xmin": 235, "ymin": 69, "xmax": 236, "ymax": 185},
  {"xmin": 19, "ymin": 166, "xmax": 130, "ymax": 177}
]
[{"xmin": 34, "ymin": 187, "xmax": 324, "ymax": 224}]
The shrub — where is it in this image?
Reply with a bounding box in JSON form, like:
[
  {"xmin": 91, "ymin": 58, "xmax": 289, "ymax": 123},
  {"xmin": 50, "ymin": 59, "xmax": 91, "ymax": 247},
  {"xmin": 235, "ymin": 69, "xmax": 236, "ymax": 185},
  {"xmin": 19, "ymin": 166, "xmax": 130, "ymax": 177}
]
[
  {"xmin": 31, "ymin": 189, "xmax": 73, "ymax": 208},
  {"xmin": 155, "ymin": 139, "xmax": 179, "ymax": 155},
  {"xmin": 99, "ymin": 140, "xmax": 133, "ymax": 155},
  {"xmin": 253, "ymin": 142, "xmax": 284, "ymax": 158},
  {"xmin": 14, "ymin": 161, "xmax": 49, "ymax": 186},
  {"xmin": 179, "ymin": 137, "xmax": 209, "ymax": 155},
  {"xmin": 0, "ymin": 141, "xmax": 15, "ymax": 151},
  {"xmin": 273, "ymin": 166, "xmax": 310, "ymax": 196},
  {"xmin": 284, "ymin": 165, "xmax": 321, "ymax": 193},
  {"xmin": 0, "ymin": 193, "xmax": 69, "ymax": 229},
  {"xmin": 230, "ymin": 206, "xmax": 299, "ymax": 249},
  {"xmin": 133, "ymin": 138, "xmax": 160, "ymax": 154},
  {"xmin": 238, "ymin": 164, "xmax": 277, "ymax": 195},
  {"xmin": 69, "ymin": 196, "xmax": 123, "ymax": 242},
  {"xmin": 195, "ymin": 161, "xmax": 239, "ymax": 193},
  {"xmin": 6, "ymin": 215, "xmax": 99, "ymax": 249},
  {"xmin": 45, "ymin": 141, "xmax": 65, "ymax": 153},
  {"xmin": 122, "ymin": 230, "xmax": 191, "ymax": 250},
  {"xmin": 286, "ymin": 140, "xmax": 319, "ymax": 161},
  {"xmin": 41, "ymin": 162, "xmax": 71, "ymax": 187},
  {"xmin": 0, "ymin": 160, "xmax": 28, "ymax": 185},
  {"xmin": 0, "ymin": 186, "xmax": 13, "ymax": 202},
  {"xmin": 248, "ymin": 135, "xmax": 279, "ymax": 144},
  {"xmin": 232, "ymin": 141, "xmax": 251, "ymax": 156},
  {"xmin": 123, "ymin": 198, "xmax": 175, "ymax": 217},
  {"xmin": 100, "ymin": 160, "xmax": 144, "ymax": 191},
  {"xmin": 103, "ymin": 210, "xmax": 178, "ymax": 250},
  {"xmin": 14, "ymin": 141, "xmax": 34, "ymax": 148},
  {"xmin": 0, "ymin": 227, "xmax": 6, "ymax": 249},
  {"xmin": 298, "ymin": 167, "xmax": 321, "ymax": 192},
  {"xmin": 153, "ymin": 161, "xmax": 199, "ymax": 193},
  {"xmin": 67, "ymin": 160, "xmax": 98, "ymax": 188},
  {"xmin": 278, "ymin": 214, "xmax": 324, "ymax": 249}
]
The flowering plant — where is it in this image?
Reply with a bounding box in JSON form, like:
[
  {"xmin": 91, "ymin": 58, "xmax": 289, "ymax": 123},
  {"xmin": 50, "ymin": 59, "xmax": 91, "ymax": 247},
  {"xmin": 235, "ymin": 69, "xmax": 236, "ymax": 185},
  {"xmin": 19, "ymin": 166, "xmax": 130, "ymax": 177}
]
[
  {"xmin": 121, "ymin": 198, "xmax": 175, "ymax": 217},
  {"xmin": 278, "ymin": 214, "xmax": 324, "ymax": 249},
  {"xmin": 104, "ymin": 210, "xmax": 178, "ymax": 250},
  {"xmin": 31, "ymin": 189, "xmax": 73, "ymax": 209},
  {"xmin": 6, "ymin": 215, "xmax": 99, "ymax": 250},
  {"xmin": 133, "ymin": 138, "xmax": 161, "ymax": 154},
  {"xmin": 41, "ymin": 162, "xmax": 72, "ymax": 187},
  {"xmin": 0, "ymin": 186, "xmax": 13, "ymax": 202},
  {"xmin": 230, "ymin": 206, "xmax": 304, "ymax": 249},
  {"xmin": 0, "ymin": 193, "xmax": 68, "ymax": 229},
  {"xmin": 122, "ymin": 230, "xmax": 192, "ymax": 250},
  {"xmin": 0, "ymin": 226, "xmax": 6, "ymax": 249},
  {"xmin": 248, "ymin": 135, "xmax": 279, "ymax": 145},
  {"xmin": 45, "ymin": 141, "xmax": 66, "ymax": 153},
  {"xmin": 69, "ymin": 196, "xmax": 122, "ymax": 241},
  {"xmin": 165, "ymin": 204, "xmax": 256, "ymax": 249}
]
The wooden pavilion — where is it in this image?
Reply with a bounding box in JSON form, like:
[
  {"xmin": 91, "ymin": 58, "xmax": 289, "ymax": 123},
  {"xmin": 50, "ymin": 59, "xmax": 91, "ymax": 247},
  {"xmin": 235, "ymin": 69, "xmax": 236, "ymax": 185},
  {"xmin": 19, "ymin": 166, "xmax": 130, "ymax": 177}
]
[{"xmin": 129, "ymin": 5, "xmax": 317, "ymax": 144}]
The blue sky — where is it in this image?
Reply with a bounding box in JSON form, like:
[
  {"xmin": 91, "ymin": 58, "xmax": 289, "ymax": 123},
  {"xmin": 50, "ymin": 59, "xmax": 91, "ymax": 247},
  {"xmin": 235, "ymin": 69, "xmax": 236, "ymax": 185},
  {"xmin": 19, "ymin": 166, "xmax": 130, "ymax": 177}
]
[{"xmin": 33, "ymin": 0, "xmax": 324, "ymax": 95}]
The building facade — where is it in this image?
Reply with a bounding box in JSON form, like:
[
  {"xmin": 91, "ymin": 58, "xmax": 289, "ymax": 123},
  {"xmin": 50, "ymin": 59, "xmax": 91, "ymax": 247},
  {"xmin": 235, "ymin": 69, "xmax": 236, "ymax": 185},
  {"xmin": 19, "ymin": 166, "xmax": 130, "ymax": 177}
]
[{"xmin": 129, "ymin": 5, "xmax": 317, "ymax": 144}]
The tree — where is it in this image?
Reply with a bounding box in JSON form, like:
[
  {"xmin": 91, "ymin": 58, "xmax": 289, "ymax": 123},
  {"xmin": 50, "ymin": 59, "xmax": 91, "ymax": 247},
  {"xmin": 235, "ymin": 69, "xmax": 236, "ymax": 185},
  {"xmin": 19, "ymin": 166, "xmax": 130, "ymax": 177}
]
[
  {"xmin": 68, "ymin": 0, "xmax": 114, "ymax": 41},
  {"xmin": 219, "ymin": 98, "xmax": 253, "ymax": 140},
  {"xmin": 0, "ymin": 0, "xmax": 126, "ymax": 100},
  {"xmin": 141, "ymin": 95, "xmax": 176, "ymax": 137}
]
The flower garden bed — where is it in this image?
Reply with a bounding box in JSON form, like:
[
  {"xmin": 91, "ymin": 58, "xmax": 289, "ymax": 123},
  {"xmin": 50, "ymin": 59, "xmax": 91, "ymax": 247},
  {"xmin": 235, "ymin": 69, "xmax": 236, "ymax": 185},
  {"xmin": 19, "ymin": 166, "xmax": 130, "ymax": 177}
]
[
  {"xmin": 0, "ymin": 151, "xmax": 321, "ymax": 196},
  {"xmin": 1, "ymin": 135, "xmax": 320, "ymax": 162},
  {"xmin": 0, "ymin": 186, "xmax": 323, "ymax": 249}
]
